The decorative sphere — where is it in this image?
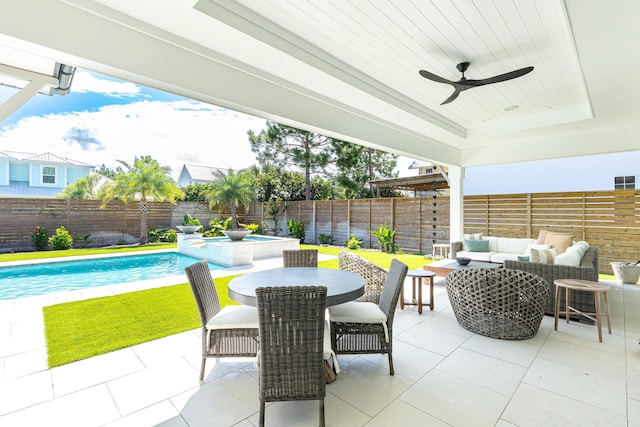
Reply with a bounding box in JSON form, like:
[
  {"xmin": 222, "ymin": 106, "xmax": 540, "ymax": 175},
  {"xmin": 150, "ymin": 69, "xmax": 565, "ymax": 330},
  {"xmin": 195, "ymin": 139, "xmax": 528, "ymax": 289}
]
[{"xmin": 456, "ymin": 257, "xmax": 471, "ymax": 265}]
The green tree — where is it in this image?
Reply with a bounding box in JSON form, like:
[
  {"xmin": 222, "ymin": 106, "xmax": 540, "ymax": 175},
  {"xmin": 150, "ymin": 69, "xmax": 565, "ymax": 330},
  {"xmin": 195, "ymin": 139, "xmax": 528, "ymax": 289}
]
[
  {"xmin": 332, "ymin": 142, "xmax": 399, "ymax": 198},
  {"xmin": 95, "ymin": 164, "xmax": 124, "ymax": 180},
  {"xmin": 248, "ymin": 121, "xmax": 333, "ymax": 200},
  {"xmin": 180, "ymin": 182, "xmax": 212, "ymax": 201},
  {"xmin": 100, "ymin": 155, "xmax": 184, "ymax": 244},
  {"xmin": 58, "ymin": 173, "xmax": 101, "ymax": 199},
  {"xmin": 208, "ymin": 169, "xmax": 255, "ymax": 229}
]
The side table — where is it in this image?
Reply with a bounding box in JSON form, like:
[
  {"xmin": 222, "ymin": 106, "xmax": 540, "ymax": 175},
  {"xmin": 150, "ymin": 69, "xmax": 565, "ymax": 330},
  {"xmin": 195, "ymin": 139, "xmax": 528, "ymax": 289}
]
[
  {"xmin": 401, "ymin": 269, "xmax": 436, "ymax": 314},
  {"xmin": 554, "ymin": 279, "xmax": 611, "ymax": 342},
  {"xmin": 432, "ymin": 243, "xmax": 450, "ymax": 259}
]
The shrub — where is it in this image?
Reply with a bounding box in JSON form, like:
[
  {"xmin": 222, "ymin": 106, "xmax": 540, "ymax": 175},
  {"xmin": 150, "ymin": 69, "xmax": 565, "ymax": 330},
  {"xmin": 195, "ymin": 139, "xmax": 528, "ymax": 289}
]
[
  {"xmin": 288, "ymin": 219, "xmax": 305, "ymax": 243},
  {"xmin": 49, "ymin": 226, "xmax": 73, "ymax": 250},
  {"xmin": 371, "ymin": 223, "xmax": 402, "ymax": 254},
  {"xmin": 244, "ymin": 223, "xmax": 263, "ymax": 235},
  {"xmin": 32, "ymin": 226, "xmax": 48, "ymax": 251},
  {"xmin": 164, "ymin": 229, "xmax": 178, "ymax": 242},
  {"xmin": 344, "ymin": 234, "xmax": 363, "ymax": 250},
  {"xmin": 318, "ymin": 233, "xmax": 335, "ymax": 245}
]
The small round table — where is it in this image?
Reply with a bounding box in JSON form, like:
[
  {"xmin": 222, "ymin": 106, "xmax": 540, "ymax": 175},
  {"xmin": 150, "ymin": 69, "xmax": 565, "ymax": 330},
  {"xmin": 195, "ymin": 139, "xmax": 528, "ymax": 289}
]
[
  {"xmin": 554, "ymin": 279, "xmax": 612, "ymax": 342},
  {"xmin": 401, "ymin": 269, "xmax": 436, "ymax": 314},
  {"xmin": 228, "ymin": 267, "xmax": 365, "ymax": 307}
]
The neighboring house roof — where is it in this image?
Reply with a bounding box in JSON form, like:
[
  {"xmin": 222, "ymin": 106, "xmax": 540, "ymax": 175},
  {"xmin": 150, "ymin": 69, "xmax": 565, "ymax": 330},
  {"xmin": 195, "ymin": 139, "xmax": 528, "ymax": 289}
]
[
  {"xmin": 0, "ymin": 150, "xmax": 93, "ymax": 167},
  {"xmin": 177, "ymin": 164, "xmax": 236, "ymax": 186}
]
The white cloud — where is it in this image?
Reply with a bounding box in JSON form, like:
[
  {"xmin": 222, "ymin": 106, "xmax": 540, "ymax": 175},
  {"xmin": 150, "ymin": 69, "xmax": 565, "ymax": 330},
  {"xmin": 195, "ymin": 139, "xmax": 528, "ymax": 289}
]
[
  {"xmin": 71, "ymin": 70, "xmax": 141, "ymax": 97},
  {"xmin": 0, "ymin": 99, "xmax": 267, "ymax": 179}
]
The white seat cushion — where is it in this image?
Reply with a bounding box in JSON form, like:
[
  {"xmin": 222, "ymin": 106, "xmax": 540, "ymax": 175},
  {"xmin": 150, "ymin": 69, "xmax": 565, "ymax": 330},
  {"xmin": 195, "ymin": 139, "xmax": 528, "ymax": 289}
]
[
  {"xmin": 206, "ymin": 305, "xmax": 258, "ymax": 330},
  {"xmin": 328, "ymin": 301, "xmax": 389, "ymax": 342}
]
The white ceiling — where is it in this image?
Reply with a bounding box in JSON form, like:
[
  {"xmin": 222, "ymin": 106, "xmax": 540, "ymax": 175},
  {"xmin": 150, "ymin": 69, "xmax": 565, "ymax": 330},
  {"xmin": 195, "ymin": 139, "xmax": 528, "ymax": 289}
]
[{"xmin": 0, "ymin": 0, "xmax": 638, "ymax": 169}]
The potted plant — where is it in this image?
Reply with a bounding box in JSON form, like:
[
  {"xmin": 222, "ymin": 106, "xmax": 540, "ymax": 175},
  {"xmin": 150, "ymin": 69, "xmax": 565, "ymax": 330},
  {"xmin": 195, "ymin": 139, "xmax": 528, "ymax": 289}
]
[{"xmin": 176, "ymin": 213, "xmax": 202, "ymax": 234}]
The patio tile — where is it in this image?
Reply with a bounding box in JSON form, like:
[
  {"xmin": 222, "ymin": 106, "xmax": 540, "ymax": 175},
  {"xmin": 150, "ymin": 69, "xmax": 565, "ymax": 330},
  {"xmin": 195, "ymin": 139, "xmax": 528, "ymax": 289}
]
[
  {"xmin": 131, "ymin": 330, "xmax": 200, "ymax": 368},
  {"xmin": 170, "ymin": 370, "xmax": 258, "ymax": 427},
  {"xmin": 107, "ymin": 357, "xmax": 200, "ymax": 416},
  {"xmin": 366, "ymin": 399, "xmax": 450, "ymax": 426},
  {"xmin": 326, "ymin": 357, "xmax": 414, "ymax": 417},
  {"xmin": 400, "ymin": 369, "xmax": 509, "ymax": 427},
  {"xmin": 104, "ymin": 400, "xmax": 186, "ymax": 427},
  {"xmin": 435, "ymin": 347, "xmax": 527, "ymax": 396},
  {"xmin": 460, "ymin": 333, "xmax": 543, "ymax": 367},
  {"xmin": 396, "ymin": 320, "xmax": 470, "ymax": 356},
  {"xmin": 2, "ymin": 347, "xmax": 48, "ymax": 379},
  {"xmin": 0, "ymin": 383, "xmax": 119, "ymax": 427},
  {"xmin": 0, "ymin": 370, "xmax": 52, "ymax": 416},
  {"xmin": 502, "ymin": 383, "xmax": 626, "ymax": 426},
  {"xmin": 523, "ymin": 356, "xmax": 627, "ymax": 416},
  {"xmin": 359, "ymin": 339, "xmax": 443, "ymax": 380},
  {"xmin": 51, "ymin": 347, "xmax": 145, "ymax": 397}
]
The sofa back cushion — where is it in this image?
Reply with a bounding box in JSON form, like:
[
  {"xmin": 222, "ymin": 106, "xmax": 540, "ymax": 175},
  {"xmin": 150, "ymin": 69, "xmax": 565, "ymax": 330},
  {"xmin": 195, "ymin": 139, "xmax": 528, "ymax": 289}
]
[
  {"xmin": 497, "ymin": 237, "xmax": 536, "ymax": 254},
  {"xmin": 537, "ymin": 230, "xmax": 574, "ymax": 254},
  {"xmin": 555, "ymin": 241, "xmax": 589, "ymax": 266}
]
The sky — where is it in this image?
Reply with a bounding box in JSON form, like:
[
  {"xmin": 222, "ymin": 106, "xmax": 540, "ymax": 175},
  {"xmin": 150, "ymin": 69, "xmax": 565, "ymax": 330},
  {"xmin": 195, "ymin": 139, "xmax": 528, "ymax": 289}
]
[{"xmin": 0, "ymin": 69, "xmax": 637, "ymax": 192}]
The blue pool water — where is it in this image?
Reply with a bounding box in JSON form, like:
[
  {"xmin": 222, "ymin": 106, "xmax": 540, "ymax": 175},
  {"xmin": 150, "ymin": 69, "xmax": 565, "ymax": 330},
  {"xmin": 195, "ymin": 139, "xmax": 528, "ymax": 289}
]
[{"xmin": 0, "ymin": 252, "xmax": 224, "ymax": 300}]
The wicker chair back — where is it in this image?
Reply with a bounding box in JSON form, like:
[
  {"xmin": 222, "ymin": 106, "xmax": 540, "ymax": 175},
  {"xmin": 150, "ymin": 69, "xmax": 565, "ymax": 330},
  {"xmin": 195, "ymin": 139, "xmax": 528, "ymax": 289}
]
[{"xmin": 283, "ymin": 249, "xmax": 318, "ymax": 267}]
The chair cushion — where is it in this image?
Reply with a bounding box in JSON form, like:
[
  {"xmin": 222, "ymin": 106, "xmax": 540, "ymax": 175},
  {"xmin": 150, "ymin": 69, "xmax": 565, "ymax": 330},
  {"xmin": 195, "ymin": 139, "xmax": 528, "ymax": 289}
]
[
  {"xmin": 328, "ymin": 301, "xmax": 389, "ymax": 341},
  {"xmin": 206, "ymin": 305, "xmax": 258, "ymax": 330}
]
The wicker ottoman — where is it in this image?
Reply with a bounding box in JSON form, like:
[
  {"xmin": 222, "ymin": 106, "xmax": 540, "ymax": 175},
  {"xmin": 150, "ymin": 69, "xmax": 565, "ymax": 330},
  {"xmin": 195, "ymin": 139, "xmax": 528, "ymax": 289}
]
[{"xmin": 446, "ymin": 268, "xmax": 549, "ymax": 340}]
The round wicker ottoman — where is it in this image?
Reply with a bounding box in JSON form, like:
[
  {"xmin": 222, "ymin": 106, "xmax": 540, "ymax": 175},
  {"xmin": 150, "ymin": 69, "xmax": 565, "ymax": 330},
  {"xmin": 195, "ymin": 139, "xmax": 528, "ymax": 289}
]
[{"xmin": 445, "ymin": 268, "xmax": 549, "ymax": 340}]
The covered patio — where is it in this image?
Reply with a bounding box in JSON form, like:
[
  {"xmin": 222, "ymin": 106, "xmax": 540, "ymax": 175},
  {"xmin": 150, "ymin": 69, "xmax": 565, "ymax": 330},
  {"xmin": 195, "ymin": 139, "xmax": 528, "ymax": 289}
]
[
  {"xmin": 1, "ymin": 1, "xmax": 640, "ymax": 426},
  {"xmin": 1, "ymin": 254, "xmax": 639, "ymax": 426}
]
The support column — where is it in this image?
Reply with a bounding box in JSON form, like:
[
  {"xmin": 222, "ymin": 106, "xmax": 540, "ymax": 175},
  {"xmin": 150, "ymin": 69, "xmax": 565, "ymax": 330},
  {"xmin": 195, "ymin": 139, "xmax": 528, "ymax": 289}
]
[{"xmin": 448, "ymin": 166, "xmax": 464, "ymax": 241}]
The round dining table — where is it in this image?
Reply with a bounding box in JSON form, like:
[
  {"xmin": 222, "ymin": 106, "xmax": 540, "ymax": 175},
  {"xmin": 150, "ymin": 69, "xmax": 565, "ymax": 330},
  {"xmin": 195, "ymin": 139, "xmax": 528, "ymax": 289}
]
[{"xmin": 228, "ymin": 267, "xmax": 365, "ymax": 307}]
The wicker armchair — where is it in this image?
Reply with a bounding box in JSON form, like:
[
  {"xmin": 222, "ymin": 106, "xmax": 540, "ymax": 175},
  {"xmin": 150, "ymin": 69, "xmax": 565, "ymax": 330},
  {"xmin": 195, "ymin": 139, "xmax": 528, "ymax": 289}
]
[
  {"xmin": 329, "ymin": 259, "xmax": 408, "ymax": 375},
  {"xmin": 283, "ymin": 249, "xmax": 318, "ymax": 267},
  {"xmin": 504, "ymin": 246, "xmax": 599, "ymax": 320},
  {"xmin": 185, "ymin": 260, "xmax": 260, "ymax": 380},
  {"xmin": 256, "ymin": 286, "xmax": 328, "ymax": 427},
  {"xmin": 338, "ymin": 250, "xmax": 388, "ymax": 303},
  {"xmin": 446, "ymin": 268, "xmax": 549, "ymax": 340}
]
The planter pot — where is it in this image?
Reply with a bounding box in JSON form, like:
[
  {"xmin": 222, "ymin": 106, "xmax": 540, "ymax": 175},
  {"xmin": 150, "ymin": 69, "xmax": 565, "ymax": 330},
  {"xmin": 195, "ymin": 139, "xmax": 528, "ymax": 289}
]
[
  {"xmin": 611, "ymin": 262, "xmax": 640, "ymax": 284},
  {"xmin": 222, "ymin": 230, "xmax": 252, "ymax": 241},
  {"xmin": 176, "ymin": 225, "xmax": 201, "ymax": 234}
]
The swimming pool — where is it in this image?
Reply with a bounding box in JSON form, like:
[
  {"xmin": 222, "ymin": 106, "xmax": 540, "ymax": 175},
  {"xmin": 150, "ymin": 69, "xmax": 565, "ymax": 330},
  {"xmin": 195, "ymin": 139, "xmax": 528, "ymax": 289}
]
[{"xmin": 0, "ymin": 252, "xmax": 224, "ymax": 300}]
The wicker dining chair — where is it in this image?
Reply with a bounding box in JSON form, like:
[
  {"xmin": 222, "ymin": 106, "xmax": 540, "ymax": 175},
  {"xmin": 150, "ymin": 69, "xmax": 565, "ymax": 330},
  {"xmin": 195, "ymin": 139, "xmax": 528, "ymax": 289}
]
[
  {"xmin": 256, "ymin": 286, "xmax": 328, "ymax": 427},
  {"xmin": 282, "ymin": 249, "xmax": 318, "ymax": 267},
  {"xmin": 185, "ymin": 260, "xmax": 260, "ymax": 380},
  {"xmin": 338, "ymin": 250, "xmax": 388, "ymax": 303},
  {"xmin": 329, "ymin": 259, "xmax": 408, "ymax": 375}
]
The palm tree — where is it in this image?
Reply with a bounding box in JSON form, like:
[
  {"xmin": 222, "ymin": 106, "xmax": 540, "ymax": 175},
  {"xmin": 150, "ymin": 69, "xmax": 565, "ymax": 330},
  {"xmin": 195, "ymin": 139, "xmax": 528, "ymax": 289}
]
[
  {"xmin": 208, "ymin": 168, "xmax": 255, "ymax": 229},
  {"xmin": 100, "ymin": 155, "xmax": 184, "ymax": 244}
]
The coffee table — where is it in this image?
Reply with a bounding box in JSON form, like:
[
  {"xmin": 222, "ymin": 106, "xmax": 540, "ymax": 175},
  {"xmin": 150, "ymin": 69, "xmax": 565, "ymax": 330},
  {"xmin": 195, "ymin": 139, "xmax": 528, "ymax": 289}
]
[{"xmin": 423, "ymin": 259, "xmax": 502, "ymax": 277}]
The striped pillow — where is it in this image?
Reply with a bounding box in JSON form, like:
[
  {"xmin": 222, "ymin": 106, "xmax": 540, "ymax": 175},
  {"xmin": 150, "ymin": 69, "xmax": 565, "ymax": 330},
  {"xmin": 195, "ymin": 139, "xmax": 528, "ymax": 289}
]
[{"xmin": 530, "ymin": 248, "xmax": 558, "ymax": 264}]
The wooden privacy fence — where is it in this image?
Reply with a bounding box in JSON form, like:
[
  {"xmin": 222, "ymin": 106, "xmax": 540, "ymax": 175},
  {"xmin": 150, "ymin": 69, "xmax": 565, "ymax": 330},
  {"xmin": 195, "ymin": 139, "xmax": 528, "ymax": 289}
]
[{"xmin": 1, "ymin": 189, "xmax": 638, "ymax": 273}]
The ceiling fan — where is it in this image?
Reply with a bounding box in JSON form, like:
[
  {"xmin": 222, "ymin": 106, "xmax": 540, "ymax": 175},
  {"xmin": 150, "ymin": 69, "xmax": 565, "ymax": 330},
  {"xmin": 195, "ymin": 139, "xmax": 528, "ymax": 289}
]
[{"xmin": 418, "ymin": 62, "xmax": 534, "ymax": 105}]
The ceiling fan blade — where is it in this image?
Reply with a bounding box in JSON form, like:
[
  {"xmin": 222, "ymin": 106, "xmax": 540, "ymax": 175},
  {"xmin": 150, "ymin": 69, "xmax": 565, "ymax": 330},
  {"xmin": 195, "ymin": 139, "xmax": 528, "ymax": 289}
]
[
  {"xmin": 419, "ymin": 69, "xmax": 454, "ymax": 85},
  {"xmin": 441, "ymin": 88, "xmax": 462, "ymax": 105},
  {"xmin": 465, "ymin": 66, "xmax": 534, "ymax": 87}
]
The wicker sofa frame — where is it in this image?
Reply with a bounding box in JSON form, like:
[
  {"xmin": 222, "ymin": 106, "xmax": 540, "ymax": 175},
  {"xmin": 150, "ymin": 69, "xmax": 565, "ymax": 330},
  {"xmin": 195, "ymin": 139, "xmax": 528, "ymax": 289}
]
[
  {"xmin": 504, "ymin": 246, "xmax": 599, "ymax": 319},
  {"xmin": 338, "ymin": 250, "xmax": 387, "ymax": 304},
  {"xmin": 446, "ymin": 268, "xmax": 549, "ymax": 340}
]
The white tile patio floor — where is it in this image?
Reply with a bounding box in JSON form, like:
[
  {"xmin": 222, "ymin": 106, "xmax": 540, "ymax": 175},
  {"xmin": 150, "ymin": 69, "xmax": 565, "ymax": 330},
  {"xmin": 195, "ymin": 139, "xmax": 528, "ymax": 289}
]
[{"xmin": 1, "ymin": 254, "xmax": 640, "ymax": 426}]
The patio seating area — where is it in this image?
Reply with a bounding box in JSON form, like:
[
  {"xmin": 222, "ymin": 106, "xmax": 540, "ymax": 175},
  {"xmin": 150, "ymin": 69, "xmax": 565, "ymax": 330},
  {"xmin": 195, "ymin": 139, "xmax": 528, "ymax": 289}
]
[{"xmin": 1, "ymin": 255, "xmax": 640, "ymax": 426}]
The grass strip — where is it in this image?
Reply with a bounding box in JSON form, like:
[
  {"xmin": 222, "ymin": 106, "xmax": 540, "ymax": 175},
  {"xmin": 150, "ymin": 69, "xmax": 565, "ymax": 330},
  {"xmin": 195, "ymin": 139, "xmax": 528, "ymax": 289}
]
[{"xmin": 44, "ymin": 274, "xmax": 239, "ymax": 368}]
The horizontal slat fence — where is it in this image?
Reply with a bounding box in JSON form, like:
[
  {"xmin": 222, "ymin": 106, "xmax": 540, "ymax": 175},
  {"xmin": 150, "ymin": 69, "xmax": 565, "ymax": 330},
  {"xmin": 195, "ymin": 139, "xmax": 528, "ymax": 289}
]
[{"xmin": 1, "ymin": 189, "xmax": 638, "ymax": 273}]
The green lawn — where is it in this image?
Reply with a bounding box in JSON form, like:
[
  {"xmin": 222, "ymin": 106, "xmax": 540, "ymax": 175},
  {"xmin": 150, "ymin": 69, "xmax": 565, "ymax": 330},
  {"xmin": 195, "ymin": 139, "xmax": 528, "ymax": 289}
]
[{"xmin": 41, "ymin": 244, "xmax": 428, "ymax": 368}]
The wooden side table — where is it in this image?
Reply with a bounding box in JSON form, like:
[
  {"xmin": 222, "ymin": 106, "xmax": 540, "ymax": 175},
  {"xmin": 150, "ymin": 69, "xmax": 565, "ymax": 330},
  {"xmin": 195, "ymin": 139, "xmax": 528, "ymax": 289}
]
[
  {"xmin": 432, "ymin": 243, "xmax": 450, "ymax": 259},
  {"xmin": 553, "ymin": 279, "xmax": 612, "ymax": 342},
  {"xmin": 401, "ymin": 269, "xmax": 436, "ymax": 314}
]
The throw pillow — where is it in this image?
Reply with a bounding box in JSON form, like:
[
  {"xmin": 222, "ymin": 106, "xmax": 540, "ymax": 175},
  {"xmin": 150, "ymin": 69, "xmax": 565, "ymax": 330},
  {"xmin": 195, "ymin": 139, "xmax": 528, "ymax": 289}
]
[
  {"xmin": 462, "ymin": 233, "xmax": 482, "ymax": 241},
  {"xmin": 464, "ymin": 239, "xmax": 490, "ymax": 252},
  {"xmin": 524, "ymin": 243, "xmax": 551, "ymax": 257},
  {"xmin": 537, "ymin": 230, "xmax": 573, "ymax": 254},
  {"xmin": 517, "ymin": 255, "xmax": 530, "ymax": 262},
  {"xmin": 530, "ymin": 248, "xmax": 558, "ymax": 264}
]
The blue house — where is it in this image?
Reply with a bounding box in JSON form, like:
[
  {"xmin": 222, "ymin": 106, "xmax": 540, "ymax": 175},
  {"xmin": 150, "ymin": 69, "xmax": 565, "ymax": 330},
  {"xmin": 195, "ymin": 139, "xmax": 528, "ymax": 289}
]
[{"xmin": 0, "ymin": 151, "xmax": 94, "ymax": 198}]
